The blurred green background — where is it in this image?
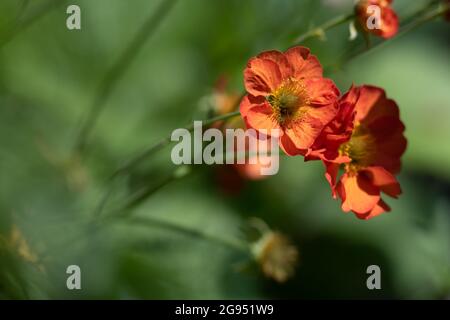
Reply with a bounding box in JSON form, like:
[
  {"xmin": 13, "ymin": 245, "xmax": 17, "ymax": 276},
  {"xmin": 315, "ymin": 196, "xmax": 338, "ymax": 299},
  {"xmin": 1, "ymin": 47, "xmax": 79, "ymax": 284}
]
[{"xmin": 0, "ymin": 0, "xmax": 449, "ymax": 299}]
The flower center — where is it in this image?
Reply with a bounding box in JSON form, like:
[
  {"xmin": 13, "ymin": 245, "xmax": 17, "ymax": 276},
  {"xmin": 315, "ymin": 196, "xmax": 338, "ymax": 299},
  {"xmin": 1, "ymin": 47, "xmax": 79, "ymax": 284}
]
[
  {"xmin": 339, "ymin": 125, "xmax": 377, "ymax": 173},
  {"xmin": 266, "ymin": 78, "xmax": 310, "ymax": 125}
]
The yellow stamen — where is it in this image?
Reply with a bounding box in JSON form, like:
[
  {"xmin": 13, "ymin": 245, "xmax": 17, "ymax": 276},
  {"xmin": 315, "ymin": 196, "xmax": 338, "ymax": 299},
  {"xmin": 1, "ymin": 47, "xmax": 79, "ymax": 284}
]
[
  {"xmin": 339, "ymin": 125, "xmax": 377, "ymax": 173},
  {"xmin": 267, "ymin": 78, "xmax": 310, "ymax": 126}
]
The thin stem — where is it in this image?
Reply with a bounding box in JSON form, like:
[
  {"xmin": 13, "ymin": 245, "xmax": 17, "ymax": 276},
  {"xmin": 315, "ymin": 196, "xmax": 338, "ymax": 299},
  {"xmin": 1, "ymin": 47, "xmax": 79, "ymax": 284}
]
[
  {"xmin": 112, "ymin": 110, "xmax": 241, "ymax": 178},
  {"xmin": 402, "ymin": 0, "xmax": 442, "ymax": 24},
  {"xmin": 0, "ymin": 0, "xmax": 62, "ymax": 48},
  {"xmin": 124, "ymin": 216, "xmax": 249, "ymax": 252},
  {"xmin": 43, "ymin": 204, "xmax": 249, "ymax": 262},
  {"xmin": 73, "ymin": 0, "xmax": 178, "ymax": 154},
  {"xmin": 292, "ymin": 13, "xmax": 354, "ymax": 45},
  {"xmin": 13, "ymin": 0, "xmax": 32, "ymax": 25},
  {"xmin": 117, "ymin": 172, "xmax": 178, "ymax": 213},
  {"xmin": 93, "ymin": 175, "xmax": 125, "ymax": 217},
  {"xmin": 94, "ymin": 109, "xmax": 242, "ymax": 217},
  {"xmin": 390, "ymin": 4, "xmax": 446, "ymax": 40},
  {"xmin": 339, "ymin": 1, "xmax": 446, "ymax": 66},
  {"xmin": 94, "ymin": 109, "xmax": 241, "ymax": 218}
]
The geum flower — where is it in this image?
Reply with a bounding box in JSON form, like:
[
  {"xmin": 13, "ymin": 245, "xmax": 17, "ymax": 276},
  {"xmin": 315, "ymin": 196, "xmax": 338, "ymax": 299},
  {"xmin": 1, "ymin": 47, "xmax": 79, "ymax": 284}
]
[
  {"xmin": 307, "ymin": 85, "xmax": 407, "ymax": 219},
  {"xmin": 240, "ymin": 46, "xmax": 340, "ymax": 156},
  {"xmin": 251, "ymin": 228, "xmax": 299, "ymax": 283},
  {"xmin": 355, "ymin": 0, "xmax": 399, "ymax": 39}
]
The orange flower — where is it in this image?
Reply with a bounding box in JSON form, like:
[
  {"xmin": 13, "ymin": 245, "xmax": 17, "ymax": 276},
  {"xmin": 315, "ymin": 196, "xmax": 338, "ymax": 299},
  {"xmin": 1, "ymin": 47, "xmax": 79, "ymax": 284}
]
[
  {"xmin": 310, "ymin": 85, "xmax": 407, "ymax": 219},
  {"xmin": 355, "ymin": 0, "xmax": 399, "ymax": 39},
  {"xmin": 240, "ymin": 46, "xmax": 340, "ymax": 156}
]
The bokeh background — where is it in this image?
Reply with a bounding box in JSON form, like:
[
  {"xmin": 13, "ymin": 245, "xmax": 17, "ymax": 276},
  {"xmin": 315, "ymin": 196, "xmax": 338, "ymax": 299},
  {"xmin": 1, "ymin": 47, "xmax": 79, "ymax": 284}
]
[{"xmin": 0, "ymin": 0, "xmax": 449, "ymax": 299}]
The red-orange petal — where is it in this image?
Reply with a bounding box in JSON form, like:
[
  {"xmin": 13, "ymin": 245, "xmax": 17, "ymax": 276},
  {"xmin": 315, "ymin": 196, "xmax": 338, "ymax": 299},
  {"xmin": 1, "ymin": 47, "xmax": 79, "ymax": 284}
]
[
  {"xmin": 355, "ymin": 85, "xmax": 399, "ymax": 124},
  {"xmin": 306, "ymin": 78, "xmax": 340, "ymax": 106},
  {"xmin": 284, "ymin": 114, "xmax": 325, "ymax": 150},
  {"xmin": 339, "ymin": 173, "xmax": 381, "ymax": 214},
  {"xmin": 307, "ymin": 85, "xmax": 358, "ymax": 162},
  {"xmin": 354, "ymin": 85, "xmax": 384, "ymax": 120},
  {"xmin": 240, "ymin": 94, "xmax": 266, "ymax": 118},
  {"xmin": 373, "ymin": 130, "xmax": 407, "ymax": 173},
  {"xmin": 362, "ymin": 166, "xmax": 401, "ymax": 198},
  {"xmin": 356, "ymin": 199, "xmax": 391, "ymax": 220},
  {"xmin": 324, "ymin": 162, "xmax": 340, "ymax": 198},
  {"xmin": 284, "ymin": 46, "xmax": 323, "ymax": 79},
  {"xmin": 340, "ymin": 84, "xmax": 360, "ymax": 106},
  {"xmin": 245, "ymin": 102, "xmax": 281, "ymax": 132},
  {"xmin": 244, "ymin": 58, "xmax": 282, "ymax": 97},
  {"xmin": 257, "ymin": 50, "xmax": 294, "ymax": 79},
  {"xmin": 368, "ymin": 116, "xmax": 405, "ymax": 141},
  {"xmin": 279, "ymin": 133, "xmax": 303, "ymax": 156}
]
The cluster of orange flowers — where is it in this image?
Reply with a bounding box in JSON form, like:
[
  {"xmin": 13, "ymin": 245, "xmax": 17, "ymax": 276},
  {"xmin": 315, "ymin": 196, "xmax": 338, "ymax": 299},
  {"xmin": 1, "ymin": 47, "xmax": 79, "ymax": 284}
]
[
  {"xmin": 217, "ymin": 0, "xmax": 448, "ymax": 219},
  {"xmin": 209, "ymin": 0, "xmax": 410, "ymax": 219},
  {"xmin": 239, "ymin": 45, "xmax": 406, "ymax": 220}
]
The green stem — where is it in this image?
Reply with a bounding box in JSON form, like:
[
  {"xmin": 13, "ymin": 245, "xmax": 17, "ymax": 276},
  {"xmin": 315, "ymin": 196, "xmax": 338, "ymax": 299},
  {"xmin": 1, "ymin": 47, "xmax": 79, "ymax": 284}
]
[
  {"xmin": 341, "ymin": 2, "xmax": 446, "ymax": 64},
  {"xmin": 95, "ymin": 109, "xmax": 241, "ymax": 217},
  {"xmin": 0, "ymin": 0, "xmax": 62, "ymax": 48},
  {"xmin": 73, "ymin": 0, "xmax": 178, "ymax": 154},
  {"xmin": 123, "ymin": 216, "xmax": 249, "ymax": 252},
  {"xmin": 393, "ymin": 3, "xmax": 446, "ymax": 37},
  {"xmin": 108, "ymin": 134, "xmax": 286, "ymax": 218},
  {"xmin": 43, "ymin": 204, "xmax": 249, "ymax": 262},
  {"xmin": 14, "ymin": 0, "xmax": 32, "ymax": 24},
  {"xmin": 292, "ymin": 13, "xmax": 354, "ymax": 44},
  {"xmin": 116, "ymin": 171, "xmax": 179, "ymax": 213},
  {"xmin": 112, "ymin": 110, "xmax": 241, "ymax": 178},
  {"xmin": 403, "ymin": 0, "xmax": 441, "ymax": 24},
  {"xmin": 97, "ymin": 107, "xmax": 240, "ymax": 216}
]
